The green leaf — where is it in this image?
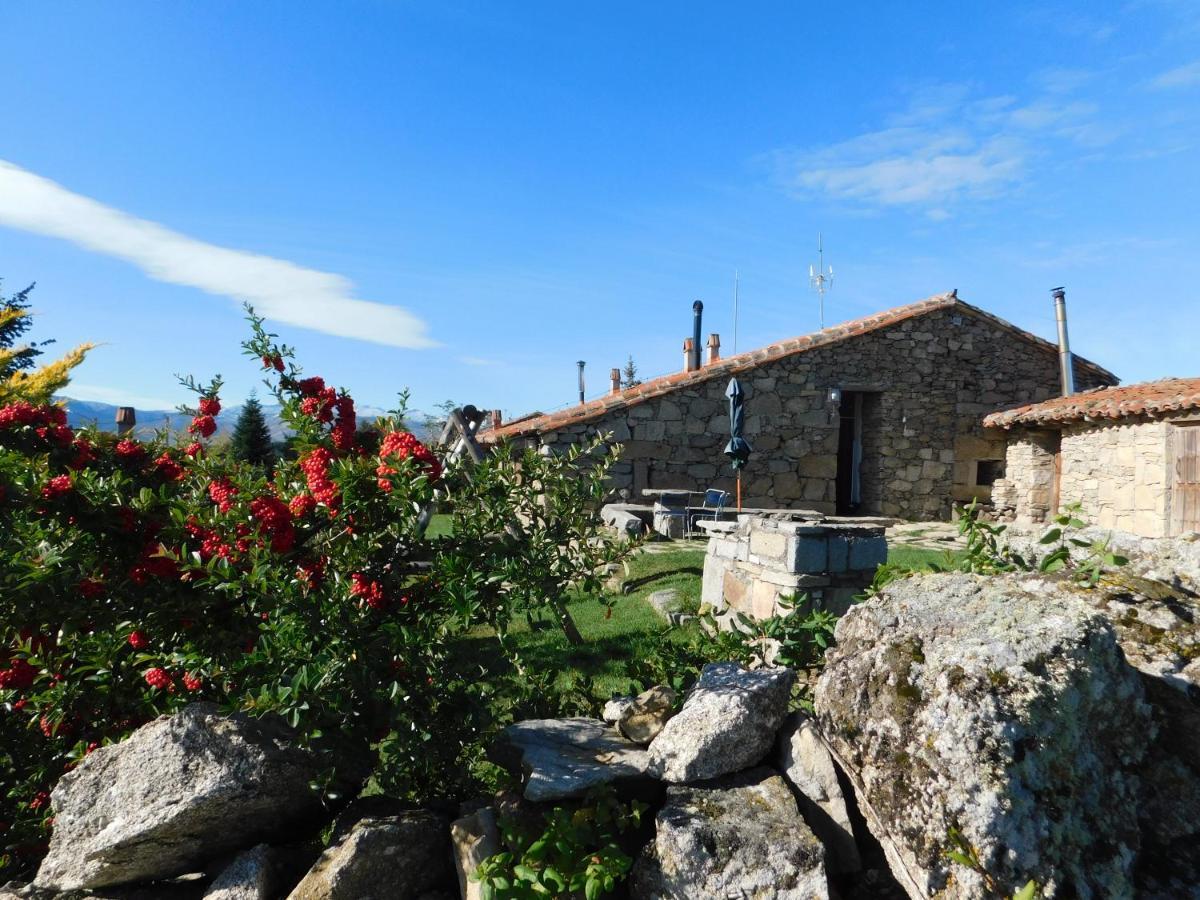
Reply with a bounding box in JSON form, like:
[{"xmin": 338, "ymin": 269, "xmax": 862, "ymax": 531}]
[
  {"xmin": 585, "ymin": 877, "xmax": 601, "ymax": 900},
  {"xmin": 1013, "ymin": 880, "xmax": 1039, "ymax": 900},
  {"xmin": 513, "ymin": 864, "xmax": 539, "ymax": 883},
  {"xmin": 1038, "ymin": 528, "xmax": 1062, "ymax": 545}
]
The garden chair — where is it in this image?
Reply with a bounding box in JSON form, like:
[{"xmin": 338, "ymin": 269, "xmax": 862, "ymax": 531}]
[{"xmin": 688, "ymin": 488, "xmax": 729, "ymax": 536}]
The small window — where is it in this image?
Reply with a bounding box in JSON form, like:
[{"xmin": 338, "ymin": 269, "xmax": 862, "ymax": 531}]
[{"xmin": 975, "ymin": 459, "xmax": 1005, "ymax": 486}]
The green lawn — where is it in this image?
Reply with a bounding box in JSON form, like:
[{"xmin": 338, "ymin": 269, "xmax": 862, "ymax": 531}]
[
  {"xmin": 886, "ymin": 544, "xmax": 964, "ymax": 571},
  {"xmin": 446, "ymin": 534, "xmax": 962, "ymax": 705}
]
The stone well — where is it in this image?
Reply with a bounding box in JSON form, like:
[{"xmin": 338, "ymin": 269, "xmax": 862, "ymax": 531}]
[{"xmin": 700, "ymin": 514, "xmax": 887, "ymax": 621}]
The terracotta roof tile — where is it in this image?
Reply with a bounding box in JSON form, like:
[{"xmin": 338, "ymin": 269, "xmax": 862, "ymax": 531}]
[
  {"xmin": 486, "ymin": 291, "xmax": 1117, "ymax": 440},
  {"xmin": 983, "ymin": 377, "xmax": 1200, "ymax": 429}
]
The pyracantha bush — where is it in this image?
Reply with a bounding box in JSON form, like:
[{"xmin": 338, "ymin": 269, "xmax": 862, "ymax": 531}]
[{"xmin": 0, "ymin": 308, "xmax": 632, "ymax": 876}]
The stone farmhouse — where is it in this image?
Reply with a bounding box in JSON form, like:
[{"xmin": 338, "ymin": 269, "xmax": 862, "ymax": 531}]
[
  {"xmin": 485, "ymin": 291, "xmax": 1116, "ymax": 520},
  {"xmin": 984, "ymin": 378, "xmax": 1200, "ymax": 537}
]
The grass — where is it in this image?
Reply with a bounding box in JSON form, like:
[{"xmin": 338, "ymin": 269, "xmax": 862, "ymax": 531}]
[
  {"xmin": 887, "ymin": 544, "xmax": 965, "ymax": 571},
  {"xmin": 445, "ymin": 532, "xmax": 962, "ymax": 705},
  {"xmin": 449, "ymin": 545, "xmax": 708, "ymax": 702}
]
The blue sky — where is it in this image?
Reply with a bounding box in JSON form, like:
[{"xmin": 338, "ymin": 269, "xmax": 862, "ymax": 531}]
[{"xmin": 2, "ymin": 1, "xmax": 1198, "ymax": 419}]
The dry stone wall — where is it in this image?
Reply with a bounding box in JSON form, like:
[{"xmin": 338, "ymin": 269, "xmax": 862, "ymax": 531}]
[
  {"xmin": 530, "ymin": 307, "xmax": 1110, "ymax": 520},
  {"xmin": 990, "ymin": 430, "xmax": 1059, "ymax": 523},
  {"xmin": 1060, "ymin": 419, "xmax": 1171, "ymax": 537}
]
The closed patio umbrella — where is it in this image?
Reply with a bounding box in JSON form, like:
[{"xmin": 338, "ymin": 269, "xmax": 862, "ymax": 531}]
[{"xmin": 723, "ymin": 377, "xmax": 752, "ymax": 510}]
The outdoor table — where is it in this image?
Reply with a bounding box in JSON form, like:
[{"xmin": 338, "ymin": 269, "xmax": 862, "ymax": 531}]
[{"xmin": 642, "ymin": 488, "xmax": 702, "ymax": 538}]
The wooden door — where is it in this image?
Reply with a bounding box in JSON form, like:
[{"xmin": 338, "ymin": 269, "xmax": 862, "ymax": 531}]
[{"xmin": 1173, "ymin": 424, "xmax": 1200, "ymax": 534}]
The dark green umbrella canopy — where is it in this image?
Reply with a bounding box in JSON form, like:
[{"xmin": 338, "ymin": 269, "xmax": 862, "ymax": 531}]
[{"xmin": 724, "ymin": 377, "xmax": 752, "ymax": 470}]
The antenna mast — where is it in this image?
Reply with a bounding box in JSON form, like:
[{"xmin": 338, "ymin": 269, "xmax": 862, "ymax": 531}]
[
  {"xmin": 809, "ymin": 233, "xmax": 833, "ymax": 329},
  {"xmin": 732, "ymin": 269, "xmax": 740, "ymax": 354}
]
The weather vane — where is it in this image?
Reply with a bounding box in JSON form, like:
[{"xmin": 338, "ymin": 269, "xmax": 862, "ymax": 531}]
[{"xmin": 809, "ymin": 233, "xmax": 833, "ymax": 329}]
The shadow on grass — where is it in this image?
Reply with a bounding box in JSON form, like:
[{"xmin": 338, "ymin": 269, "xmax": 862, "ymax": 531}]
[{"xmin": 621, "ymin": 566, "xmax": 704, "ymax": 594}]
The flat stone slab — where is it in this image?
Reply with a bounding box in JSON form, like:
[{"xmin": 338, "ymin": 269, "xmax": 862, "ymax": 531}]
[
  {"xmin": 488, "ymin": 718, "xmax": 654, "ymax": 802},
  {"xmin": 647, "ymin": 589, "xmax": 685, "ymax": 619}
]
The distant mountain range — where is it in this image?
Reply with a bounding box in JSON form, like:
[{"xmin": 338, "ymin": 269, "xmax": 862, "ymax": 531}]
[{"xmin": 55, "ymin": 397, "xmax": 438, "ymax": 443}]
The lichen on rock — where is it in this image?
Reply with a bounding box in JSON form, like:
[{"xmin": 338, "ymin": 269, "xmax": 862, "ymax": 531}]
[{"xmin": 815, "ymin": 572, "xmax": 1151, "ymax": 899}]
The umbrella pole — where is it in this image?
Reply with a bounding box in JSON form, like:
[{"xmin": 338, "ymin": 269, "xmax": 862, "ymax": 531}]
[{"xmin": 736, "ymin": 472, "xmax": 742, "ymax": 511}]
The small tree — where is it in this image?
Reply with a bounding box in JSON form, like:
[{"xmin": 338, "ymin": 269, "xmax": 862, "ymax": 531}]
[
  {"xmin": 621, "ymin": 355, "xmax": 641, "ymax": 389},
  {"xmin": 0, "ymin": 281, "xmax": 48, "ymax": 377},
  {"xmin": 230, "ymin": 393, "xmax": 275, "ymax": 468}
]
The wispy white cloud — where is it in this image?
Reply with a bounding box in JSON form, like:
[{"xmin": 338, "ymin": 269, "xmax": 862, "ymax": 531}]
[
  {"xmin": 773, "ymin": 82, "xmax": 1116, "ymax": 217},
  {"xmin": 0, "ymin": 160, "xmax": 437, "ymax": 349},
  {"xmin": 1151, "ymin": 60, "xmax": 1200, "ymax": 89},
  {"xmin": 457, "ymin": 355, "xmax": 497, "ymax": 367}
]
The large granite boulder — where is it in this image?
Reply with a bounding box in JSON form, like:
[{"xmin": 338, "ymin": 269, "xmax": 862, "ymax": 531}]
[
  {"xmin": 287, "ymin": 804, "xmax": 448, "ymax": 899},
  {"xmin": 776, "ymin": 712, "xmax": 860, "ymax": 875},
  {"xmin": 815, "ymin": 572, "xmax": 1151, "ymax": 899},
  {"xmin": 647, "ymin": 662, "xmax": 793, "ymax": 783},
  {"xmin": 488, "ymin": 718, "xmax": 653, "ymax": 802},
  {"xmin": 34, "ymin": 705, "xmax": 325, "ymax": 892},
  {"xmin": 629, "ymin": 766, "xmax": 827, "ymax": 899}
]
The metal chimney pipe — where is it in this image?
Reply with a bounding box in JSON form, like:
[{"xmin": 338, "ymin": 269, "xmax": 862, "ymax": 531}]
[
  {"xmin": 692, "ymin": 300, "xmax": 704, "ymax": 370},
  {"xmin": 577, "ymin": 360, "xmax": 586, "ymax": 404},
  {"xmin": 1052, "ymin": 287, "xmax": 1075, "ymax": 396}
]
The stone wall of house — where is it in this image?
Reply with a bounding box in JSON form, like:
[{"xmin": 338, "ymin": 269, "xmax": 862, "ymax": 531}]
[
  {"xmin": 991, "ymin": 430, "xmax": 1060, "ymax": 523},
  {"xmin": 527, "ymin": 307, "xmax": 1112, "ymax": 521},
  {"xmin": 1058, "ymin": 420, "xmax": 1171, "ymax": 537}
]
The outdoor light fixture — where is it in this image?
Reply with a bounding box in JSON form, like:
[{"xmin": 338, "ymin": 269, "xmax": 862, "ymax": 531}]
[{"xmin": 829, "ymin": 387, "xmax": 842, "ymax": 404}]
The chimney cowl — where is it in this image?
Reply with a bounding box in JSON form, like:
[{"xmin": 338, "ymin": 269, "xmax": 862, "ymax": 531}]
[{"xmin": 707, "ymin": 333, "xmax": 721, "ymax": 365}]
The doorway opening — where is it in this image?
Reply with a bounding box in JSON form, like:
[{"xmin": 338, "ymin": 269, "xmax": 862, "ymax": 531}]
[{"xmin": 836, "ymin": 391, "xmax": 878, "ymax": 515}]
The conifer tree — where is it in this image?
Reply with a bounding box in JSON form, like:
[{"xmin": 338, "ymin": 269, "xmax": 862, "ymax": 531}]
[
  {"xmin": 0, "ymin": 280, "xmax": 46, "ymax": 377},
  {"xmin": 621, "ymin": 354, "xmax": 641, "ymax": 389},
  {"xmin": 230, "ymin": 394, "xmax": 275, "ymax": 468}
]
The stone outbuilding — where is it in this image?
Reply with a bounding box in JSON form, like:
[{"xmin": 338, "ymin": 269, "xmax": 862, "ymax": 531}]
[
  {"xmin": 485, "ymin": 291, "xmax": 1115, "ymax": 521},
  {"xmin": 984, "ymin": 377, "xmax": 1200, "ymax": 537}
]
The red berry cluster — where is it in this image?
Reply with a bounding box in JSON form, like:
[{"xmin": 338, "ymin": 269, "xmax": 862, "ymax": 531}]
[
  {"xmin": 207, "ymin": 478, "xmax": 239, "ymax": 513},
  {"xmin": 0, "ymin": 658, "xmax": 37, "ymax": 691},
  {"xmin": 249, "ymin": 495, "xmax": 295, "ymax": 553},
  {"xmin": 349, "ymin": 572, "xmax": 387, "ymax": 610},
  {"xmin": 261, "ymin": 354, "xmax": 284, "ymax": 372},
  {"xmin": 198, "ymin": 396, "xmax": 221, "ymax": 417},
  {"xmin": 68, "ymin": 436, "xmax": 97, "ymax": 470},
  {"xmin": 299, "ymin": 447, "xmax": 340, "ymax": 512},
  {"xmin": 40, "ymin": 475, "xmax": 73, "ymax": 500},
  {"xmin": 188, "ymin": 415, "xmax": 217, "ymax": 439},
  {"xmin": 377, "ymin": 431, "xmax": 442, "ymax": 491},
  {"xmin": 288, "ymin": 493, "xmax": 316, "ymax": 518},
  {"xmin": 153, "ymin": 452, "xmax": 186, "ymax": 482},
  {"xmin": 142, "ymin": 667, "xmax": 172, "ymax": 690},
  {"xmin": 0, "ymin": 403, "xmax": 73, "ymax": 446},
  {"xmin": 114, "ymin": 440, "xmax": 147, "ymax": 465}
]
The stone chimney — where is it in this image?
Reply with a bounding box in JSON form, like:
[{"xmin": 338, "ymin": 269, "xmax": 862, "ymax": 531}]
[
  {"xmin": 610, "ymin": 368, "xmax": 621, "ymax": 395},
  {"xmin": 115, "ymin": 407, "xmax": 136, "ymax": 436},
  {"xmin": 683, "ymin": 338, "xmax": 696, "ymax": 372},
  {"xmin": 490, "ymin": 409, "xmax": 502, "ymax": 430},
  {"xmin": 707, "ymin": 333, "xmax": 721, "ymax": 365}
]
